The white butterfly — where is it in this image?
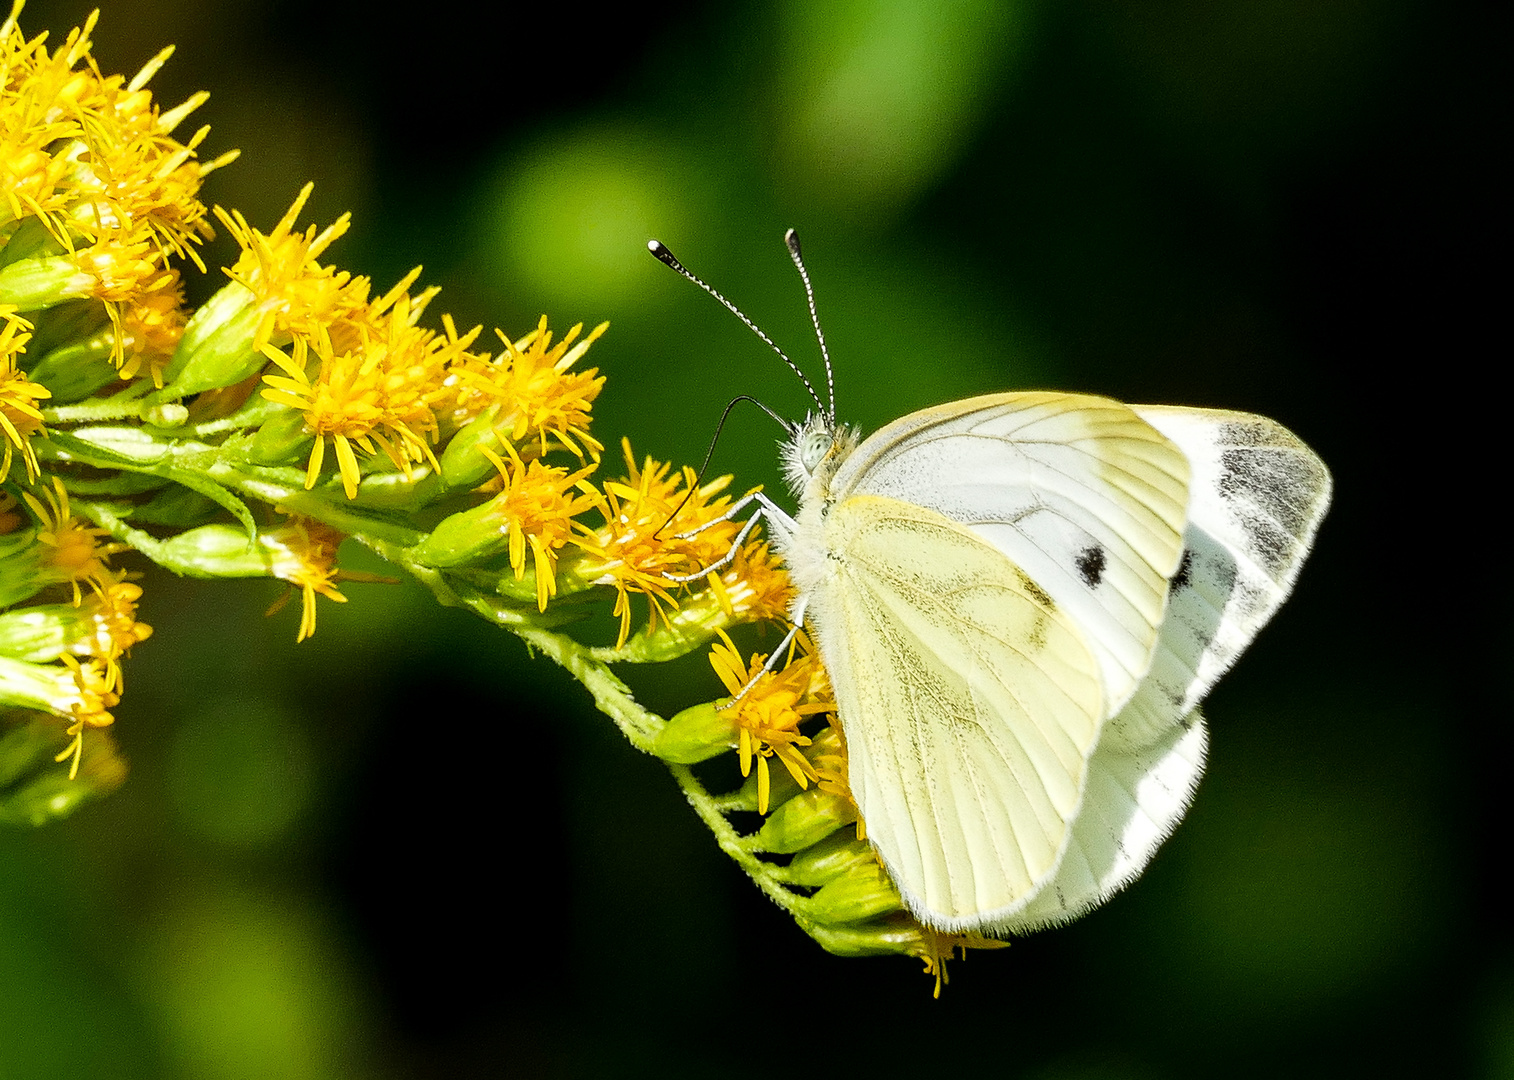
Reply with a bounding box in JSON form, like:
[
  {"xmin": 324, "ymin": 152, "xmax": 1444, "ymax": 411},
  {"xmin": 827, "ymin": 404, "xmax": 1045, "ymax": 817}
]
[{"xmin": 651, "ymin": 234, "xmax": 1331, "ymax": 935}]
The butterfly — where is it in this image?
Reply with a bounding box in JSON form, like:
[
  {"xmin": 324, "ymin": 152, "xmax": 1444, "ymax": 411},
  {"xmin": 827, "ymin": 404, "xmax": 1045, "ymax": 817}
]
[{"xmin": 650, "ymin": 233, "xmax": 1332, "ymax": 935}]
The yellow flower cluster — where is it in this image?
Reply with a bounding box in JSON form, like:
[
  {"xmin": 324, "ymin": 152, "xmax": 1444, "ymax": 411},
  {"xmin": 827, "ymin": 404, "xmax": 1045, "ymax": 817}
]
[
  {"xmin": 0, "ymin": 1, "xmax": 234, "ymax": 378},
  {"xmin": 1, "ymin": 2, "xmax": 975, "ymax": 988}
]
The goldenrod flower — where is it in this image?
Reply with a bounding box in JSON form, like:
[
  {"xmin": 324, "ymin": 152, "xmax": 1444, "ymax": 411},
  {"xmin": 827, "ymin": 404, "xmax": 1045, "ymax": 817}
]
[
  {"xmin": 703, "ymin": 538, "xmax": 794, "ymax": 624},
  {"xmin": 115, "ymin": 265, "xmax": 187, "ymax": 384},
  {"xmin": 257, "ymin": 516, "xmax": 349, "ymax": 641},
  {"xmin": 709, "ymin": 630, "xmax": 833, "ymax": 813},
  {"xmin": 260, "ymin": 287, "xmax": 476, "ymax": 498},
  {"xmin": 0, "ymin": 306, "xmax": 48, "ymax": 481},
  {"xmin": 454, "ymin": 316, "xmax": 606, "ymax": 459},
  {"xmin": 216, "ymin": 184, "xmax": 366, "ymax": 351},
  {"xmin": 54, "ymin": 654, "xmax": 118, "ymax": 780},
  {"xmin": 573, "ymin": 440, "xmax": 742, "ymax": 648},
  {"xmin": 72, "ymin": 576, "xmax": 153, "ymax": 680},
  {"xmin": 1, "ymin": 0, "xmax": 233, "ymax": 275},
  {"xmin": 20, "ymin": 478, "xmax": 119, "ymax": 603},
  {"xmin": 480, "ymin": 444, "xmax": 600, "ymax": 611}
]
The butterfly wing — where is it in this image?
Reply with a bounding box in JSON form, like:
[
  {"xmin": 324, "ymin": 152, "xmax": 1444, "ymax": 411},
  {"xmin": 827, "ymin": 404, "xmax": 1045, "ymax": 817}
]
[
  {"xmin": 1001, "ymin": 406, "xmax": 1331, "ymax": 930},
  {"xmin": 804, "ymin": 493, "xmax": 1105, "ymax": 931},
  {"xmin": 830, "ymin": 393, "xmax": 1191, "ymax": 718}
]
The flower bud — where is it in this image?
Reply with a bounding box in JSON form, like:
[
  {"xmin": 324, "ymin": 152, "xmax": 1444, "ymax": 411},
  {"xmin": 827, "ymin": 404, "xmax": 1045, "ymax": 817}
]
[
  {"xmin": 0, "ymin": 255, "xmax": 83, "ymax": 310},
  {"xmin": 158, "ymin": 282, "xmax": 263, "ymax": 397},
  {"xmin": 806, "ymin": 859, "xmax": 904, "ymax": 923},
  {"xmin": 753, "ymin": 786, "xmax": 857, "ymax": 853},
  {"xmin": 438, "ymin": 407, "xmax": 504, "ymax": 490},
  {"xmin": 650, "ymin": 701, "xmax": 737, "ymax": 765},
  {"xmin": 785, "ymin": 830, "xmax": 877, "ymax": 888},
  {"xmin": 411, "ymin": 500, "xmax": 510, "ymax": 569},
  {"xmin": 0, "ymin": 603, "xmax": 91, "ymax": 662},
  {"xmin": 804, "ymin": 916, "xmax": 927, "ymax": 959},
  {"xmin": 243, "ymin": 405, "xmax": 311, "ymax": 465}
]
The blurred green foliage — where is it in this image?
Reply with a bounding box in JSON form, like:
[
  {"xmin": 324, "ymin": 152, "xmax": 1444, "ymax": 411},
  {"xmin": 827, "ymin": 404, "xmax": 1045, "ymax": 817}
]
[{"xmin": 2, "ymin": 1, "xmax": 1498, "ymax": 1078}]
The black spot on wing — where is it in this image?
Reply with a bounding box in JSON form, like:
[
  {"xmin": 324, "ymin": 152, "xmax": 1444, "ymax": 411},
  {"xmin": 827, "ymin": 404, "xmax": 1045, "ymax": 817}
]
[
  {"xmin": 1171, "ymin": 548, "xmax": 1194, "ymax": 591},
  {"xmin": 1217, "ymin": 447, "xmax": 1321, "ymax": 536},
  {"xmin": 1075, "ymin": 545, "xmax": 1106, "ymax": 588}
]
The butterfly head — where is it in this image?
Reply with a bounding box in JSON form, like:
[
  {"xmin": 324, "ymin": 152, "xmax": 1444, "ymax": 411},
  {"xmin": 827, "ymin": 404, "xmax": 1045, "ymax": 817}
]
[{"xmin": 781, "ymin": 412, "xmax": 858, "ymax": 498}]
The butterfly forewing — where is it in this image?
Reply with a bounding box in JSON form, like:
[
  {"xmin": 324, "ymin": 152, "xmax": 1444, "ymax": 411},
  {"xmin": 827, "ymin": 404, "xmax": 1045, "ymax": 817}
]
[
  {"xmin": 807, "ymin": 494, "xmax": 1105, "ymax": 930},
  {"xmin": 1122, "ymin": 406, "xmax": 1334, "ymax": 724},
  {"xmin": 830, "ymin": 393, "xmax": 1190, "ymax": 717},
  {"xmin": 1000, "ymin": 407, "xmax": 1331, "ymax": 929}
]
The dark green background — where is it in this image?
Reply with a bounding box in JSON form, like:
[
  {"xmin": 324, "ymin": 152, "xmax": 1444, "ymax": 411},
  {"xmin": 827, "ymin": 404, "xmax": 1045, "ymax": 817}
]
[{"xmin": 3, "ymin": 2, "xmax": 1500, "ymax": 1077}]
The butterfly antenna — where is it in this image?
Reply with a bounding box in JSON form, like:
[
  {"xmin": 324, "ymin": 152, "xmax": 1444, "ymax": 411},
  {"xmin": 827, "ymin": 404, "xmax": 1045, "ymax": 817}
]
[
  {"xmin": 784, "ymin": 229, "xmax": 835, "ymax": 424},
  {"xmin": 648, "ymin": 239, "xmax": 827, "ymax": 416},
  {"xmin": 653, "ymin": 394, "xmax": 790, "ymax": 539}
]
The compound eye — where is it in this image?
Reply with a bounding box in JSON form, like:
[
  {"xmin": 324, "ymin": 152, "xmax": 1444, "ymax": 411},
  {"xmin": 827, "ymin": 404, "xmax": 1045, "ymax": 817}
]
[{"xmin": 800, "ymin": 430, "xmax": 832, "ymax": 471}]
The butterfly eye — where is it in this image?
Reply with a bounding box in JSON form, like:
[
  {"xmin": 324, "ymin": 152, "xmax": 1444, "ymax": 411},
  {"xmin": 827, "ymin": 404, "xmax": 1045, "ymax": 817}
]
[{"xmin": 800, "ymin": 429, "xmax": 833, "ymax": 472}]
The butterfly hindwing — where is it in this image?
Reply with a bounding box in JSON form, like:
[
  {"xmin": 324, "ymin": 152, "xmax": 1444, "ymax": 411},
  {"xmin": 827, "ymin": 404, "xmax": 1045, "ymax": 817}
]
[
  {"xmin": 830, "ymin": 392, "xmax": 1191, "ymax": 718},
  {"xmin": 805, "ymin": 493, "xmax": 1105, "ymax": 931}
]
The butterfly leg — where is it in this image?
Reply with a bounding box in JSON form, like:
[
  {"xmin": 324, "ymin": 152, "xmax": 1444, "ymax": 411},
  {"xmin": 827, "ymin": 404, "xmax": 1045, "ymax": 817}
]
[{"xmin": 660, "ymin": 491, "xmax": 797, "ymax": 584}]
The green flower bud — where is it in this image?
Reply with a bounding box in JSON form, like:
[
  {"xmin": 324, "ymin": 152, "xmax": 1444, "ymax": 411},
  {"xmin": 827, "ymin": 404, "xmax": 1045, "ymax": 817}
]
[
  {"xmin": 159, "ymin": 282, "xmax": 263, "ymax": 397},
  {"xmin": 0, "ymin": 217, "xmax": 65, "ymax": 268},
  {"xmin": 805, "ymin": 916, "xmax": 927, "ymax": 959},
  {"xmin": 807, "ymin": 859, "xmax": 904, "ymax": 923},
  {"xmin": 438, "ymin": 407, "xmax": 504, "ymax": 490},
  {"xmin": 150, "ymin": 524, "xmax": 274, "ymax": 577},
  {"xmin": 244, "ymin": 404, "xmax": 311, "ymax": 465},
  {"xmin": 0, "ymin": 254, "xmax": 84, "ymax": 310},
  {"xmin": 786, "ymin": 830, "xmax": 878, "ymax": 888},
  {"xmin": 0, "ymin": 655, "xmax": 77, "ymax": 715},
  {"xmin": 753, "ymin": 786, "xmax": 857, "ymax": 854},
  {"xmin": 0, "ymin": 531, "xmax": 46, "ymax": 610},
  {"xmin": 411, "ymin": 499, "xmax": 510, "ymax": 568},
  {"xmin": 650, "ymin": 701, "xmax": 737, "ymax": 765},
  {"xmin": 24, "ymin": 335, "xmax": 122, "ymax": 401},
  {"xmin": 0, "ymin": 604, "xmax": 91, "ymax": 663}
]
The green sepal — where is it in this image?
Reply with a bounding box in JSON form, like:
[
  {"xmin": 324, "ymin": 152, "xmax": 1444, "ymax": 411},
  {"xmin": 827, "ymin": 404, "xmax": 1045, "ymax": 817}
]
[
  {"xmin": 145, "ymin": 524, "xmax": 275, "ymax": 578},
  {"xmin": 0, "ymin": 217, "xmax": 65, "ymax": 269},
  {"xmin": 650, "ymin": 701, "xmax": 737, "ymax": 765},
  {"xmin": 0, "ymin": 254, "xmax": 86, "ymax": 311},
  {"xmin": 0, "ymin": 655, "xmax": 74, "ymax": 714},
  {"xmin": 0, "ymin": 715, "xmax": 127, "ymax": 828},
  {"xmin": 804, "ymin": 915, "xmax": 929, "ymax": 959},
  {"xmin": 0, "ymin": 604, "xmax": 90, "ymax": 663},
  {"xmin": 605, "ymin": 617, "xmax": 719, "ymax": 664},
  {"xmin": 753, "ymin": 786, "xmax": 857, "ymax": 853}
]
